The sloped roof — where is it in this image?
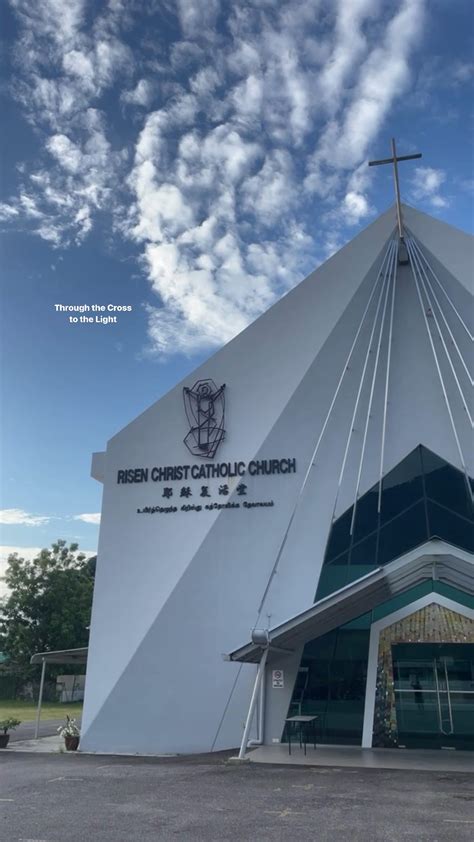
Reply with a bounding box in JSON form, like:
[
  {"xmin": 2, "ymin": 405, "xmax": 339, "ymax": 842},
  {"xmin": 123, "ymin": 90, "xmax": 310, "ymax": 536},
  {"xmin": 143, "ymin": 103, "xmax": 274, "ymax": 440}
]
[
  {"xmin": 229, "ymin": 541, "xmax": 474, "ymax": 663},
  {"xmin": 30, "ymin": 647, "xmax": 88, "ymax": 665}
]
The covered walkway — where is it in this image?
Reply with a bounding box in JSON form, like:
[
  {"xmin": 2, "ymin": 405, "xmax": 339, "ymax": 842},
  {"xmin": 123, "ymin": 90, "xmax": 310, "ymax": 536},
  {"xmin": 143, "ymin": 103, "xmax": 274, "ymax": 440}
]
[{"xmin": 30, "ymin": 647, "xmax": 88, "ymax": 738}]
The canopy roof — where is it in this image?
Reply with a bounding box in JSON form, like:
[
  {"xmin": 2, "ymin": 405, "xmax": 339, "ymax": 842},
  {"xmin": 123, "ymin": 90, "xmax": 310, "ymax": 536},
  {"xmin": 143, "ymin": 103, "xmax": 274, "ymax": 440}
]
[
  {"xmin": 229, "ymin": 541, "xmax": 473, "ymax": 664},
  {"xmin": 30, "ymin": 647, "xmax": 88, "ymax": 665}
]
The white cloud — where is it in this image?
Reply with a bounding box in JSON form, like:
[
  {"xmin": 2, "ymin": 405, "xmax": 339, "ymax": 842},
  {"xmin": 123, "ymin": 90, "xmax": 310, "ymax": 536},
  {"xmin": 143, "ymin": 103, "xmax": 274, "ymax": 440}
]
[
  {"xmin": 176, "ymin": 0, "xmax": 220, "ymax": 38},
  {"xmin": 318, "ymin": 0, "xmax": 378, "ymax": 112},
  {"xmin": 0, "ymin": 545, "xmax": 44, "ymax": 561},
  {"xmin": 6, "ymin": 1, "xmax": 130, "ymax": 245},
  {"xmin": 130, "ymin": 163, "xmax": 195, "ymax": 243},
  {"xmin": 74, "ymin": 513, "xmax": 101, "ymax": 524},
  {"xmin": 452, "ymin": 61, "xmax": 474, "ymax": 83},
  {"xmin": 410, "ymin": 166, "xmax": 449, "ymax": 208},
  {"xmin": 341, "ymin": 191, "xmax": 373, "ymax": 225},
  {"xmin": 0, "ymin": 508, "xmax": 51, "ymax": 526},
  {"xmin": 5, "ymin": 0, "xmax": 429, "ymax": 355},
  {"xmin": 121, "ymin": 78, "xmax": 154, "ymax": 107},
  {"xmin": 328, "ymin": 0, "xmax": 424, "ymax": 168},
  {"xmin": 47, "ymin": 134, "xmax": 83, "ymax": 174},
  {"xmin": 242, "ymin": 149, "xmax": 295, "ymax": 222},
  {"xmin": 0, "ymin": 203, "xmax": 20, "ymax": 221}
]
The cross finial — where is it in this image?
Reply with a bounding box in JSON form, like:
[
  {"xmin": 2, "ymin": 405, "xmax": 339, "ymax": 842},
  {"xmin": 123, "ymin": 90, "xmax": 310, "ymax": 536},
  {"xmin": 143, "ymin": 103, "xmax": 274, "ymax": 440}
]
[{"xmin": 368, "ymin": 138, "xmax": 422, "ymax": 239}]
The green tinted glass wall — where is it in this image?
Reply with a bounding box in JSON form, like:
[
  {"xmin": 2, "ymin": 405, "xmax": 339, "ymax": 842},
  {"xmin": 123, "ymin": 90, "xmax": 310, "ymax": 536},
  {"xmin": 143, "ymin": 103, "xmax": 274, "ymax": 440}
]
[
  {"xmin": 287, "ymin": 620, "xmax": 371, "ymax": 745},
  {"xmin": 288, "ymin": 583, "xmax": 473, "ymax": 746},
  {"xmin": 316, "ymin": 446, "xmax": 473, "ymax": 601}
]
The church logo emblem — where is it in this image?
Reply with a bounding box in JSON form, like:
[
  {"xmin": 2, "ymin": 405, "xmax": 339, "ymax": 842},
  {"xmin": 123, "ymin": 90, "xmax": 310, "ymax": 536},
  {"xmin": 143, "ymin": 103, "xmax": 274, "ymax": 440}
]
[{"xmin": 183, "ymin": 379, "xmax": 226, "ymax": 459}]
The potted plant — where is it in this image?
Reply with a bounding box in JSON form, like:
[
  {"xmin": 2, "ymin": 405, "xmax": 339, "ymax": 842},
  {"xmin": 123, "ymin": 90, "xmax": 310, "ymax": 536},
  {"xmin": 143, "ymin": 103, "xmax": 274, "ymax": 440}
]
[
  {"xmin": 0, "ymin": 718, "xmax": 21, "ymax": 748},
  {"xmin": 58, "ymin": 715, "xmax": 80, "ymax": 751}
]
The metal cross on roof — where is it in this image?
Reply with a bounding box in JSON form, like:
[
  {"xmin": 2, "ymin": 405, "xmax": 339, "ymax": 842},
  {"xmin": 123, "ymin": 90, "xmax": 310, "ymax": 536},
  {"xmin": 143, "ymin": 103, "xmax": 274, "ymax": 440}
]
[{"xmin": 369, "ymin": 138, "xmax": 422, "ymax": 239}]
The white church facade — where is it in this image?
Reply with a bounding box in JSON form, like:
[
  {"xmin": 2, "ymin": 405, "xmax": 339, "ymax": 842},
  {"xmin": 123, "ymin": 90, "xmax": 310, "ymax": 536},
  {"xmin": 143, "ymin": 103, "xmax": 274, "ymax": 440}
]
[{"xmin": 80, "ymin": 203, "xmax": 473, "ymax": 755}]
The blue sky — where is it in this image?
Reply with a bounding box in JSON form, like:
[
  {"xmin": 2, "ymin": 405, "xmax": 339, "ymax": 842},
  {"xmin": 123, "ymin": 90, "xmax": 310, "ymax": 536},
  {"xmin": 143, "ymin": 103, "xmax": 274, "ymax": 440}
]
[{"xmin": 0, "ymin": 0, "xmax": 473, "ymax": 580}]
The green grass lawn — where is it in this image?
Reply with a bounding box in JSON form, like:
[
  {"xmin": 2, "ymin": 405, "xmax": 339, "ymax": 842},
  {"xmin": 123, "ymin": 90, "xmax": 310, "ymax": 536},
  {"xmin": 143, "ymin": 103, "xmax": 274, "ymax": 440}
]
[{"xmin": 0, "ymin": 700, "xmax": 83, "ymax": 722}]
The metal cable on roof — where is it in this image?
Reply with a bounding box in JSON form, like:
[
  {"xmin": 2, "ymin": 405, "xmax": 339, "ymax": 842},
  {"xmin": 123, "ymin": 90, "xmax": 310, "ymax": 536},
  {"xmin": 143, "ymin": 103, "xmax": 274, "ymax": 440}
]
[
  {"xmin": 413, "ymin": 238, "xmax": 473, "ymax": 341},
  {"xmin": 378, "ymin": 241, "xmax": 398, "ymax": 513},
  {"xmin": 330, "ymin": 240, "xmax": 396, "ymax": 527},
  {"xmin": 409, "ymin": 235, "xmax": 473, "ymax": 387},
  {"xmin": 408, "ymin": 236, "xmax": 473, "ymax": 427},
  {"xmin": 256, "ymin": 238, "xmax": 396, "ymax": 618},
  {"xmin": 350, "ymin": 240, "xmax": 398, "ymax": 535},
  {"xmin": 406, "ymin": 236, "xmax": 472, "ymax": 501}
]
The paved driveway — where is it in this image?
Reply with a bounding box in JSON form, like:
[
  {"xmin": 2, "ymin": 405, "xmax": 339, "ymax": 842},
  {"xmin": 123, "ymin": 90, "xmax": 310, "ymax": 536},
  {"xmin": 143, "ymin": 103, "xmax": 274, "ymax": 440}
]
[{"xmin": 1, "ymin": 751, "xmax": 473, "ymax": 841}]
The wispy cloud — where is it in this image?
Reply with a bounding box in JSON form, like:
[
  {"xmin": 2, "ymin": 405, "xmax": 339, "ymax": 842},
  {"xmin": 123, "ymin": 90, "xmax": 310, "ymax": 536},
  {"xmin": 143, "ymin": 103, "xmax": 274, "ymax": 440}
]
[
  {"xmin": 410, "ymin": 166, "xmax": 449, "ymax": 208},
  {"xmin": 6, "ymin": 0, "xmax": 131, "ymax": 245},
  {"xmin": 5, "ymin": 0, "xmax": 428, "ymax": 354},
  {"xmin": 0, "ymin": 508, "xmax": 52, "ymax": 526},
  {"xmin": 74, "ymin": 513, "xmax": 101, "ymax": 525}
]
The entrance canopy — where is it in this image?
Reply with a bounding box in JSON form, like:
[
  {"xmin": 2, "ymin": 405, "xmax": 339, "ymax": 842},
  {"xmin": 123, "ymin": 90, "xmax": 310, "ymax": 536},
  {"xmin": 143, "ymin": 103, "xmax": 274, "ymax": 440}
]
[{"xmin": 229, "ymin": 541, "xmax": 474, "ymax": 664}]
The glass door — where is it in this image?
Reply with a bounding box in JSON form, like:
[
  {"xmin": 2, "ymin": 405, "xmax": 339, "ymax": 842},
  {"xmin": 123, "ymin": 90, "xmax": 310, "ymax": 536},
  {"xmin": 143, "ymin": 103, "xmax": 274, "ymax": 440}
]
[{"xmin": 392, "ymin": 643, "xmax": 474, "ymax": 750}]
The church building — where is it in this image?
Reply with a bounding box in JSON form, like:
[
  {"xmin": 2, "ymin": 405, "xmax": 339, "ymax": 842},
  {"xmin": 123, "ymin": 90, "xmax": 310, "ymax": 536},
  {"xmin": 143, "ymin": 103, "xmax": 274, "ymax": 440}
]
[{"xmin": 80, "ymin": 191, "xmax": 473, "ymax": 755}]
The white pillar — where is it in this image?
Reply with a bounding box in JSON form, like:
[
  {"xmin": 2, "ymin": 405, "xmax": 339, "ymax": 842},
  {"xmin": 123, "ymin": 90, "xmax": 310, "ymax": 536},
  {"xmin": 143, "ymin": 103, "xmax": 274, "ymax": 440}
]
[
  {"xmin": 34, "ymin": 658, "xmax": 46, "ymax": 739},
  {"xmin": 238, "ymin": 648, "xmax": 268, "ymax": 759}
]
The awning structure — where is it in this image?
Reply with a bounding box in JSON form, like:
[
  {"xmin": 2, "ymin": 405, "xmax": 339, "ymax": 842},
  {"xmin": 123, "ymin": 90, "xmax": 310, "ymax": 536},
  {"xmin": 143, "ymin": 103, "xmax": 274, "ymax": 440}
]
[
  {"xmin": 30, "ymin": 647, "xmax": 88, "ymax": 738},
  {"xmin": 30, "ymin": 647, "xmax": 88, "ymax": 666},
  {"xmin": 229, "ymin": 541, "xmax": 474, "ymax": 664}
]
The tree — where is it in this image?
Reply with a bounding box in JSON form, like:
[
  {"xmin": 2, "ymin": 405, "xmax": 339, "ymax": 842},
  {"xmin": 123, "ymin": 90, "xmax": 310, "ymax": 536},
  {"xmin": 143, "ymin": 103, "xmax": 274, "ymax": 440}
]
[{"xmin": 0, "ymin": 540, "xmax": 95, "ymax": 673}]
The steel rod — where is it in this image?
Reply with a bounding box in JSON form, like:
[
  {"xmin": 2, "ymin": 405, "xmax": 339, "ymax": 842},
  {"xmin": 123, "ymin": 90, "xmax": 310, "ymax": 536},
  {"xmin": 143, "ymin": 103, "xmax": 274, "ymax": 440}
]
[
  {"xmin": 410, "ymin": 233, "xmax": 473, "ymax": 341},
  {"xmin": 410, "ymin": 238, "xmax": 473, "ymax": 386},
  {"xmin": 406, "ymin": 237, "xmax": 472, "ymax": 498},
  {"xmin": 409, "ymin": 238, "xmax": 473, "ymax": 426},
  {"xmin": 238, "ymin": 647, "xmax": 268, "ymax": 759},
  {"xmin": 378, "ymin": 242, "xmax": 399, "ymax": 512},
  {"xmin": 351, "ymin": 241, "xmax": 397, "ymax": 534},
  {"xmin": 255, "ymin": 240, "xmax": 396, "ymax": 616},
  {"xmin": 34, "ymin": 658, "xmax": 46, "ymax": 740},
  {"xmin": 331, "ymin": 241, "xmax": 395, "ymax": 524}
]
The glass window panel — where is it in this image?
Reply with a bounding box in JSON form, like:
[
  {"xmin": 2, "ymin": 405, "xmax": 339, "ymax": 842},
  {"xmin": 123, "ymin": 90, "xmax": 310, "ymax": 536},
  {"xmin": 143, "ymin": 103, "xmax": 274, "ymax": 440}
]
[
  {"xmin": 422, "ymin": 447, "xmax": 472, "ymax": 519},
  {"xmin": 426, "ymin": 500, "xmax": 474, "ymax": 552},
  {"xmin": 372, "ymin": 582, "xmax": 433, "ymax": 622},
  {"xmin": 302, "ymin": 630, "xmax": 338, "ymax": 662},
  {"xmin": 377, "ymin": 501, "xmax": 428, "ymax": 565},
  {"xmin": 350, "ymin": 532, "xmax": 378, "ymax": 565},
  {"xmin": 342, "ymin": 612, "xmax": 372, "ymax": 630},
  {"xmin": 334, "ymin": 628, "xmax": 371, "ymax": 661},
  {"xmin": 290, "ymin": 625, "xmax": 371, "ymax": 746},
  {"xmin": 315, "ymin": 555, "xmax": 349, "ymax": 600},
  {"xmin": 352, "ymin": 484, "xmax": 379, "ymax": 542},
  {"xmin": 432, "ymin": 582, "xmax": 474, "ymax": 610},
  {"xmin": 324, "ymin": 509, "xmax": 352, "ymax": 561},
  {"xmin": 380, "ymin": 447, "xmax": 424, "ymax": 524}
]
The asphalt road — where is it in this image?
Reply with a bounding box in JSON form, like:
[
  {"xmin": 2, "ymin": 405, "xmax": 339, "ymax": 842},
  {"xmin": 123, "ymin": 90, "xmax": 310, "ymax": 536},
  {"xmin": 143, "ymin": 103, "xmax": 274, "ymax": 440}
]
[
  {"xmin": 1, "ymin": 751, "xmax": 473, "ymax": 842},
  {"xmin": 9, "ymin": 718, "xmax": 82, "ymax": 742}
]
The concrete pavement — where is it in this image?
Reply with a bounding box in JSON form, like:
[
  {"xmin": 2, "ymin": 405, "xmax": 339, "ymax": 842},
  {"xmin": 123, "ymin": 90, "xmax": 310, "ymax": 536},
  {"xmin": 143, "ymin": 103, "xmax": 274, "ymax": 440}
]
[{"xmin": 246, "ymin": 743, "xmax": 474, "ymax": 773}]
